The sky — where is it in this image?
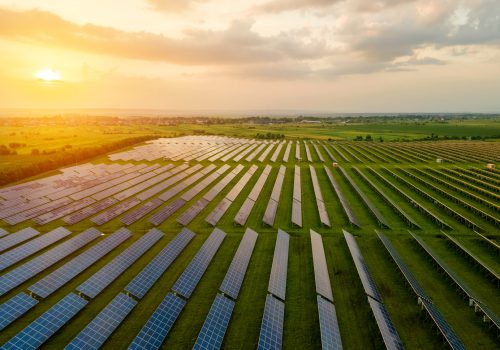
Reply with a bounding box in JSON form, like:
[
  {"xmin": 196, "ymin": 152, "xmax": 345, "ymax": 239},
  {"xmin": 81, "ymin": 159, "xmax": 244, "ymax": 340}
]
[{"xmin": 0, "ymin": 0, "xmax": 499, "ymax": 113}]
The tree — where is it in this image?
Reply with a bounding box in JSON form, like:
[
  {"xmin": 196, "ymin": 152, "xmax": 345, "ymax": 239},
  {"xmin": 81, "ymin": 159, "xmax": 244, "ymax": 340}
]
[{"xmin": 365, "ymin": 134, "xmax": 373, "ymax": 141}]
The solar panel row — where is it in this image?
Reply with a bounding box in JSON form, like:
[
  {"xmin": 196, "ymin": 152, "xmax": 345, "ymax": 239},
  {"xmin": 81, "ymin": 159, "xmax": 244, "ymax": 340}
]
[
  {"xmin": 304, "ymin": 142, "xmax": 313, "ymax": 162},
  {"xmin": 0, "ymin": 292, "xmax": 38, "ymax": 331},
  {"xmin": 66, "ymin": 293, "xmax": 138, "ymax": 350},
  {"xmin": 324, "ymin": 166, "xmax": 360, "ymax": 227},
  {"xmin": 268, "ymin": 229, "xmax": 290, "ymax": 301},
  {"xmin": 149, "ymin": 198, "xmax": 187, "ymax": 226},
  {"xmin": 309, "ymin": 166, "xmax": 331, "ymax": 227},
  {"xmin": 257, "ymin": 294, "xmax": 285, "ymax": 350},
  {"xmin": 338, "ymin": 166, "xmax": 389, "ymax": 228},
  {"xmin": 0, "ymin": 227, "xmax": 39, "ymax": 253},
  {"xmin": 317, "ymin": 296, "xmax": 343, "ymax": 350},
  {"xmin": 270, "ymin": 142, "xmax": 284, "ymax": 163},
  {"xmin": 0, "ymin": 227, "xmax": 71, "ymax": 271},
  {"xmin": 206, "ymin": 166, "xmax": 257, "ymax": 226},
  {"xmin": 220, "ymin": 228, "xmax": 258, "ymax": 300},
  {"xmin": 291, "ymin": 166, "xmax": 302, "ymax": 227},
  {"xmin": 29, "ymin": 228, "xmax": 132, "ymax": 298},
  {"xmin": 283, "ymin": 142, "xmax": 291, "ymax": 162},
  {"xmin": 172, "ymin": 228, "xmax": 226, "ymax": 299},
  {"xmin": 125, "ymin": 228, "xmax": 195, "ymax": 299},
  {"xmin": 62, "ymin": 197, "xmax": 119, "ymax": 225},
  {"xmin": 343, "ymin": 230, "xmax": 404, "ymax": 350},
  {"xmin": 262, "ymin": 167, "xmax": 284, "ymax": 226},
  {"xmin": 77, "ymin": 228, "xmax": 163, "ymax": 299},
  {"xmin": 120, "ymin": 198, "xmax": 164, "ymax": 225},
  {"xmin": 91, "ymin": 198, "xmax": 141, "ymax": 225},
  {"xmin": 0, "ymin": 228, "xmax": 101, "ymax": 296},
  {"xmin": 234, "ymin": 165, "xmax": 271, "ymax": 226}
]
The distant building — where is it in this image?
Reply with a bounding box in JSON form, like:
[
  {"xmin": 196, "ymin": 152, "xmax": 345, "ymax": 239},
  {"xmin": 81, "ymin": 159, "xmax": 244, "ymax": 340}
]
[
  {"xmin": 486, "ymin": 163, "xmax": 495, "ymax": 169},
  {"xmin": 436, "ymin": 158, "xmax": 444, "ymax": 163}
]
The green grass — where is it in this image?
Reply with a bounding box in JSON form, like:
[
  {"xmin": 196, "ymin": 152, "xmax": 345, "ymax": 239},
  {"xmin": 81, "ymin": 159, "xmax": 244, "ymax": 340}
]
[{"xmin": 0, "ymin": 133, "xmax": 499, "ymax": 350}]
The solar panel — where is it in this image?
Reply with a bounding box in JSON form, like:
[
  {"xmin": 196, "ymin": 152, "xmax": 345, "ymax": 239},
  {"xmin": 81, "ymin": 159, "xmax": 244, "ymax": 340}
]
[
  {"xmin": 317, "ymin": 296, "xmax": 343, "ymax": 350},
  {"xmin": 66, "ymin": 293, "xmax": 137, "ymax": 350},
  {"xmin": 125, "ymin": 228, "xmax": 196, "ymax": 299},
  {"xmin": 176, "ymin": 198, "xmax": 209, "ymax": 226},
  {"xmin": 263, "ymin": 199, "xmax": 279, "ymax": 227},
  {"xmin": 77, "ymin": 228, "xmax": 163, "ymax": 299},
  {"xmin": 193, "ymin": 294, "xmax": 235, "ymax": 350},
  {"xmin": 128, "ymin": 293, "xmax": 186, "ymax": 350},
  {"xmin": 0, "ymin": 228, "xmax": 8, "ymax": 238},
  {"xmin": 91, "ymin": 198, "xmax": 141, "ymax": 225},
  {"xmin": 0, "ymin": 293, "xmax": 38, "ymax": 331},
  {"xmin": 220, "ymin": 228, "xmax": 258, "ymax": 300},
  {"xmin": 291, "ymin": 198, "xmax": 302, "ymax": 227},
  {"xmin": 0, "ymin": 228, "xmax": 101, "ymax": 297},
  {"xmin": 420, "ymin": 300, "xmax": 465, "ymax": 350},
  {"xmin": 343, "ymin": 230, "xmax": 381, "ymax": 301},
  {"xmin": 0, "ymin": 227, "xmax": 39, "ymax": 253},
  {"xmin": 367, "ymin": 298, "xmax": 405, "ymax": 350},
  {"xmin": 377, "ymin": 231, "xmax": 431, "ymax": 302},
  {"xmin": 2, "ymin": 293, "xmax": 87, "ymax": 350},
  {"xmin": 309, "ymin": 166, "xmax": 331, "ymax": 227},
  {"xmin": 120, "ymin": 198, "xmax": 164, "ymax": 225},
  {"xmin": 257, "ymin": 295, "xmax": 285, "ymax": 350},
  {"xmin": 28, "ymin": 228, "xmax": 131, "ymax": 298},
  {"xmin": 268, "ymin": 229, "xmax": 290, "ymax": 301},
  {"xmin": 205, "ymin": 198, "xmax": 232, "ymax": 226},
  {"xmin": 310, "ymin": 230, "xmax": 333, "ymax": 302},
  {"xmin": 283, "ymin": 142, "xmax": 291, "ymax": 162},
  {"xmin": 172, "ymin": 228, "xmax": 226, "ymax": 299},
  {"xmin": 0, "ymin": 227, "xmax": 71, "ymax": 271},
  {"xmin": 324, "ymin": 166, "xmax": 360, "ymax": 227}
]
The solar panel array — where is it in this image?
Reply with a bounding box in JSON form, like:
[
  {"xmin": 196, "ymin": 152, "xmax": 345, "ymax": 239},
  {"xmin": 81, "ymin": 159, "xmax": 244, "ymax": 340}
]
[
  {"xmin": 29, "ymin": 228, "xmax": 131, "ymax": 298},
  {"xmin": 66, "ymin": 293, "xmax": 138, "ymax": 350},
  {"xmin": 2, "ymin": 293, "xmax": 88, "ymax": 350},
  {"xmin": 0, "ymin": 228, "xmax": 100, "ymax": 296},
  {"xmin": 129, "ymin": 229, "xmax": 226, "ymax": 350},
  {"xmin": 206, "ymin": 165, "xmax": 257, "ymax": 226},
  {"xmin": 125, "ymin": 228, "xmax": 195, "ymax": 299},
  {"xmin": 343, "ymin": 230, "xmax": 404, "ymax": 350},
  {"xmin": 172, "ymin": 228, "xmax": 226, "ymax": 298},
  {"xmin": 310, "ymin": 230, "xmax": 343, "ymax": 350},
  {"xmin": 193, "ymin": 228, "xmax": 258, "ymax": 349},
  {"xmin": 263, "ymin": 165, "xmax": 286, "ymax": 226},
  {"xmin": 77, "ymin": 228, "xmax": 163, "ymax": 298},
  {"xmin": 292, "ymin": 165, "xmax": 302, "ymax": 227},
  {"xmin": 234, "ymin": 165, "xmax": 271, "ymax": 226},
  {"xmin": 283, "ymin": 142, "xmax": 291, "ymax": 162},
  {"xmin": 0, "ymin": 227, "xmax": 71, "ymax": 271},
  {"xmin": 377, "ymin": 231, "xmax": 466, "ymax": 349},
  {"xmin": 309, "ymin": 166, "xmax": 331, "ymax": 227}
]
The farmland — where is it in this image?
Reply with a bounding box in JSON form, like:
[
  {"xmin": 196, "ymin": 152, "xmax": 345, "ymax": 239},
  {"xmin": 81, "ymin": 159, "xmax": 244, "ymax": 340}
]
[{"xmin": 0, "ymin": 121, "xmax": 499, "ymax": 350}]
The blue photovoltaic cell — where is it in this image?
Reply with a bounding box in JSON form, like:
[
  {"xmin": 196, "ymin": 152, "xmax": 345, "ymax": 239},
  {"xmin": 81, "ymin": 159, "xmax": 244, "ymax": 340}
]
[
  {"xmin": 125, "ymin": 228, "xmax": 195, "ymax": 299},
  {"xmin": 219, "ymin": 228, "xmax": 258, "ymax": 300},
  {"xmin": 128, "ymin": 293, "xmax": 186, "ymax": 350},
  {"xmin": 0, "ymin": 228, "xmax": 101, "ymax": 296},
  {"xmin": 172, "ymin": 228, "xmax": 226, "ymax": 299},
  {"xmin": 0, "ymin": 227, "xmax": 71, "ymax": 271},
  {"xmin": 0, "ymin": 293, "xmax": 38, "ymax": 331},
  {"xmin": 77, "ymin": 229, "xmax": 163, "ymax": 299},
  {"xmin": 0, "ymin": 227, "xmax": 39, "ymax": 253},
  {"xmin": 257, "ymin": 295, "xmax": 285, "ymax": 350},
  {"xmin": 66, "ymin": 293, "xmax": 137, "ymax": 350},
  {"xmin": 343, "ymin": 230, "xmax": 381, "ymax": 301},
  {"xmin": 193, "ymin": 294, "xmax": 235, "ymax": 350},
  {"xmin": 367, "ymin": 298, "xmax": 404, "ymax": 350},
  {"xmin": 2, "ymin": 293, "xmax": 88, "ymax": 350},
  {"xmin": 28, "ymin": 228, "xmax": 131, "ymax": 298},
  {"xmin": 267, "ymin": 229, "xmax": 289, "ymax": 301},
  {"xmin": 317, "ymin": 296, "xmax": 343, "ymax": 350}
]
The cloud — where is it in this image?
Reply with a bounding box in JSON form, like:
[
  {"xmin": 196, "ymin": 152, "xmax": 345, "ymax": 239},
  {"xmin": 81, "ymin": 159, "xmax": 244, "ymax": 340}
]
[
  {"xmin": 145, "ymin": 0, "xmax": 206, "ymax": 13},
  {"xmin": 254, "ymin": 0, "xmax": 341, "ymax": 14},
  {"xmin": 0, "ymin": 8, "xmax": 329, "ymax": 66}
]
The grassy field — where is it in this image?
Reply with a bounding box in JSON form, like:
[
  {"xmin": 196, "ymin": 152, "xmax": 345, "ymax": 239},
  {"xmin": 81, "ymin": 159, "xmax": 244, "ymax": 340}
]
[{"xmin": 0, "ymin": 125, "xmax": 499, "ymax": 350}]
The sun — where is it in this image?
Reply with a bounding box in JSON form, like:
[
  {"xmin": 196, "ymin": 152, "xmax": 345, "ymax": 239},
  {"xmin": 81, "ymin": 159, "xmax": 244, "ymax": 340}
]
[{"xmin": 35, "ymin": 68, "xmax": 62, "ymax": 82}]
